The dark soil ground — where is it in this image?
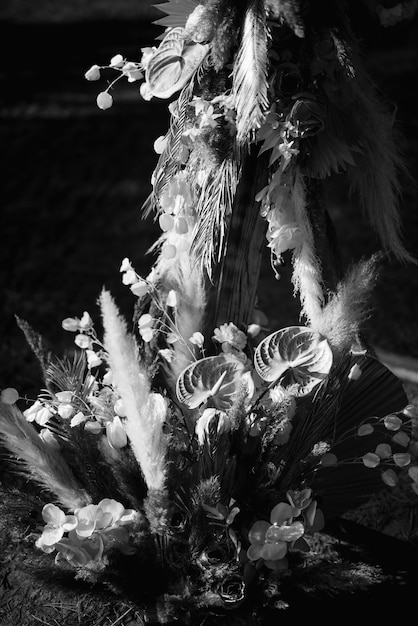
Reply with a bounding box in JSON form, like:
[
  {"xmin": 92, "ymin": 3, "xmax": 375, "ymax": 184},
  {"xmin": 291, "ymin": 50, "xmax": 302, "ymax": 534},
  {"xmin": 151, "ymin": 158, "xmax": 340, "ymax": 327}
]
[{"xmin": 1, "ymin": 8, "xmax": 418, "ymax": 624}]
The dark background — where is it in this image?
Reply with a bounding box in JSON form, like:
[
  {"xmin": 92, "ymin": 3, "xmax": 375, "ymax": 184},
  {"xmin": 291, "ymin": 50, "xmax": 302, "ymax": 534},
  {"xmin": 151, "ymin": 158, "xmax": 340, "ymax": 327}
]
[{"xmin": 1, "ymin": 1, "xmax": 418, "ymax": 402}]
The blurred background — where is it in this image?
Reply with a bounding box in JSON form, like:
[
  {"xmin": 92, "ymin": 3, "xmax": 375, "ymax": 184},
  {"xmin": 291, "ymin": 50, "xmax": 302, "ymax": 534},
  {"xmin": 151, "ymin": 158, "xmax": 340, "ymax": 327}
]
[{"xmin": 1, "ymin": 0, "xmax": 418, "ymax": 401}]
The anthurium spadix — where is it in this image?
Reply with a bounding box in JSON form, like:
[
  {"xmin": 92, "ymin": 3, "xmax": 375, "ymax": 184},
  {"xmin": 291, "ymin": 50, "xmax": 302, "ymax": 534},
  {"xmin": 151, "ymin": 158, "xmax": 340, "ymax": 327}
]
[
  {"xmin": 254, "ymin": 326, "xmax": 333, "ymax": 394},
  {"xmin": 176, "ymin": 355, "xmax": 254, "ymax": 410}
]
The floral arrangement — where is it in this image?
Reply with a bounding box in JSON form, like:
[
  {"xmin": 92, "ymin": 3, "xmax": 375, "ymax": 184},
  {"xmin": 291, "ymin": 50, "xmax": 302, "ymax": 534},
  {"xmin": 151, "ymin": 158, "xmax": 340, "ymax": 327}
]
[{"xmin": 1, "ymin": 1, "xmax": 417, "ymax": 623}]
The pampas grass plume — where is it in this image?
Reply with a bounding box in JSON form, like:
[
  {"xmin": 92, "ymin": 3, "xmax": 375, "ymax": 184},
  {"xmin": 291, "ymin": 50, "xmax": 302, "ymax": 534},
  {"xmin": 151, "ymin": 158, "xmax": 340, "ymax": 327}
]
[
  {"xmin": 99, "ymin": 289, "xmax": 167, "ymax": 491},
  {"xmin": 0, "ymin": 402, "xmax": 91, "ymax": 510},
  {"xmin": 311, "ymin": 255, "xmax": 380, "ymax": 352}
]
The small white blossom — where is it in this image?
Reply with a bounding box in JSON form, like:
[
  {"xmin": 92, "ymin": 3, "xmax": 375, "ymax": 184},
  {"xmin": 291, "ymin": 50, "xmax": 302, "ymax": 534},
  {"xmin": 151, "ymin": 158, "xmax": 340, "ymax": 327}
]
[
  {"xmin": 70, "ymin": 411, "xmax": 87, "ymax": 428},
  {"xmin": 122, "ymin": 268, "xmax": 137, "ymax": 285},
  {"xmin": 106, "ymin": 416, "xmax": 127, "ymax": 449},
  {"xmin": 86, "ymin": 349, "xmax": 102, "ymax": 369},
  {"xmin": 140, "ymin": 46, "xmax": 156, "ymax": 70},
  {"xmin": 166, "ymin": 290, "xmax": 177, "ymax": 307},
  {"xmin": 84, "ymin": 420, "xmax": 102, "ymax": 434},
  {"xmin": 62, "ymin": 317, "xmax": 80, "ymax": 332},
  {"xmin": 75, "ymin": 334, "xmax": 92, "ymax": 349},
  {"xmin": 120, "ymin": 257, "xmax": 132, "ymax": 272},
  {"xmin": 55, "ymin": 391, "xmax": 73, "ymax": 403},
  {"xmin": 189, "ymin": 332, "xmax": 204, "ymax": 348},
  {"xmin": 140, "ymin": 82, "xmax": 153, "ymax": 101},
  {"xmin": 79, "ymin": 311, "xmax": 93, "ymax": 330},
  {"xmin": 84, "ymin": 64, "xmax": 101, "ymax": 81},
  {"xmin": 114, "ymin": 398, "xmax": 126, "ymax": 417},
  {"xmin": 110, "ymin": 54, "xmax": 124, "ymax": 68},
  {"xmin": 57, "ymin": 403, "xmax": 75, "ymax": 420},
  {"xmin": 130, "ymin": 281, "xmax": 150, "ymax": 297}
]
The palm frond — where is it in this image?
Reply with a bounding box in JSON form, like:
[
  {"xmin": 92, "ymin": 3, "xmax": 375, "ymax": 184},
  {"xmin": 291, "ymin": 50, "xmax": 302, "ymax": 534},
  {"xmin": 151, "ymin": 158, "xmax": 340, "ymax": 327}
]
[
  {"xmin": 153, "ymin": 0, "xmax": 200, "ymax": 37},
  {"xmin": 142, "ymin": 74, "xmax": 197, "ymax": 218},
  {"xmin": 232, "ymin": 0, "xmax": 270, "ymax": 145},
  {"xmin": 190, "ymin": 155, "xmax": 241, "ymax": 279}
]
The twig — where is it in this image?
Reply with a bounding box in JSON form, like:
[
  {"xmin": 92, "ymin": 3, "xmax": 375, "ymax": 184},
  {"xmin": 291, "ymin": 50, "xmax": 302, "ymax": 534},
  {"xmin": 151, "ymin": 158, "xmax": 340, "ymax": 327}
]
[{"xmin": 108, "ymin": 607, "xmax": 133, "ymax": 626}]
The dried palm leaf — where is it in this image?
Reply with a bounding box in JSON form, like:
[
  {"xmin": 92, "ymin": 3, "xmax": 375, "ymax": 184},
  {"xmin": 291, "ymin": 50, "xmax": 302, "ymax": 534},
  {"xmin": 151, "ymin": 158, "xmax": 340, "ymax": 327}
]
[
  {"xmin": 142, "ymin": 76, "xmax": 196, "ymax": 217},
  {"xmin": 153, "ymin": 0, "xmax": 200, "ymax": 37},
  {"xmin": 190, "ymin": 155, "xmax": 241, "ymax": 278},
  {"xmin": 232, "ymin": 0, "xmax": 270, "ymax": 145}
]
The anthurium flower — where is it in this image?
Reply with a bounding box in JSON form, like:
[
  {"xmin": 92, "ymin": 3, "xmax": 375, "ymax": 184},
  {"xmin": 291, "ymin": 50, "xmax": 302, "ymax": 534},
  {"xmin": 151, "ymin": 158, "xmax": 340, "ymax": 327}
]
[
  {"xmin": 37, "ymin": 503, "xmax": 77, "ymax": 547},
  {"xmin": 195, "ymin": 408, "xmax": 230, "ymax": 445}
]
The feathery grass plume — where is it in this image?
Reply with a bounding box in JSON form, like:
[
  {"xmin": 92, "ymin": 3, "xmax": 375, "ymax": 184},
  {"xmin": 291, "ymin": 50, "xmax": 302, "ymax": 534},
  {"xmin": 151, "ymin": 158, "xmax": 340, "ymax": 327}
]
[
  {"xmin": 291, "ymin": 171, "xmax": 324, "ymax": 326},
  {"xmin": 346, "ymin": 63, "xmax": 415, "ymax": 264},
  {"xmin": 0, "ymin": 402, "xmax": 91, "ymax": 510},
  {"xmin": 266, "ymin": 0, "xmax": 305, "ymax": 37},
  {"xmin": 16, "ymin": 316, "xmax": 52, "ymax": 384},
  {"xmin": 99, "ymin": 289, "xmax": 167, "ymax": 491},
  {"xmin": 232, "ymin": 0, "xmax": 270, "ymax": 145},
  {"xmin": 310, "ymin": 255, "xmax": 381, "ymax": 353}
]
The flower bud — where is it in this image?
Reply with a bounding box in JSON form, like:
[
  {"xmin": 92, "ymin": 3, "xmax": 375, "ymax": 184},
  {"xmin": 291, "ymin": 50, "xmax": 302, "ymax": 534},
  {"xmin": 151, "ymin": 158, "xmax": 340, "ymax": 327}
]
[
  {"xmin": 96, "ymin": 91, "xmax": 113, "ymax": 110},
  {"xmin": 1, "ymin": 387, "xmax": 19, "ymax": 404},
  {"xmin": 62, "ymin": 317, "xmax": 80, "ymax": 332},
  {"xmin": 84, "ymin": 64, "xmax": 101, "ymax": 81},
  {"xmin": 110, "ymin": 54, "xmax": 124, "ymax": 68}
]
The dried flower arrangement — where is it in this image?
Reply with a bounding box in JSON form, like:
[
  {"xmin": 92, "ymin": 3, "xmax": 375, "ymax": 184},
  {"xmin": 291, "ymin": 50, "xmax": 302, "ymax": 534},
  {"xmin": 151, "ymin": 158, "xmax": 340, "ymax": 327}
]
[{"xmin": 1, "ymin": 1, "xmax": 417, "ymax": 623}]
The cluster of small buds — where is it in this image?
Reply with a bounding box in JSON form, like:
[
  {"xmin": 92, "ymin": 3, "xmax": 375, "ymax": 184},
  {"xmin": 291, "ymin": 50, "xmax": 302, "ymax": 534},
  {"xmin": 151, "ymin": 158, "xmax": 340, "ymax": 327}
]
[
  {"xmin": 85, "ymin": 53, "xmax": 146, "ymax": 111},
  {"xmin": 120, "ymin": 257, "xmax": 151, "ymax": 298},
  {"xmin": 61, "ymin": 311, "xmax": 103, "ymax": 368},
  {"xmin": 157, "ymin": 173, "xmax": 194, "ymax": 261},
  {"xmin": 138, "ymin": 313, "xmax": 154, "ymax": 343}
]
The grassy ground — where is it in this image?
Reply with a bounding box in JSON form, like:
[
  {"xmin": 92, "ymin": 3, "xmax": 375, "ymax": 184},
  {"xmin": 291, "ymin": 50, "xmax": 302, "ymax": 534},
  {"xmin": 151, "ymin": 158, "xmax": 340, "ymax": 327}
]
[{"xmin": 1, "ymin": 7, "xmax": 418, "ymax": 624}]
